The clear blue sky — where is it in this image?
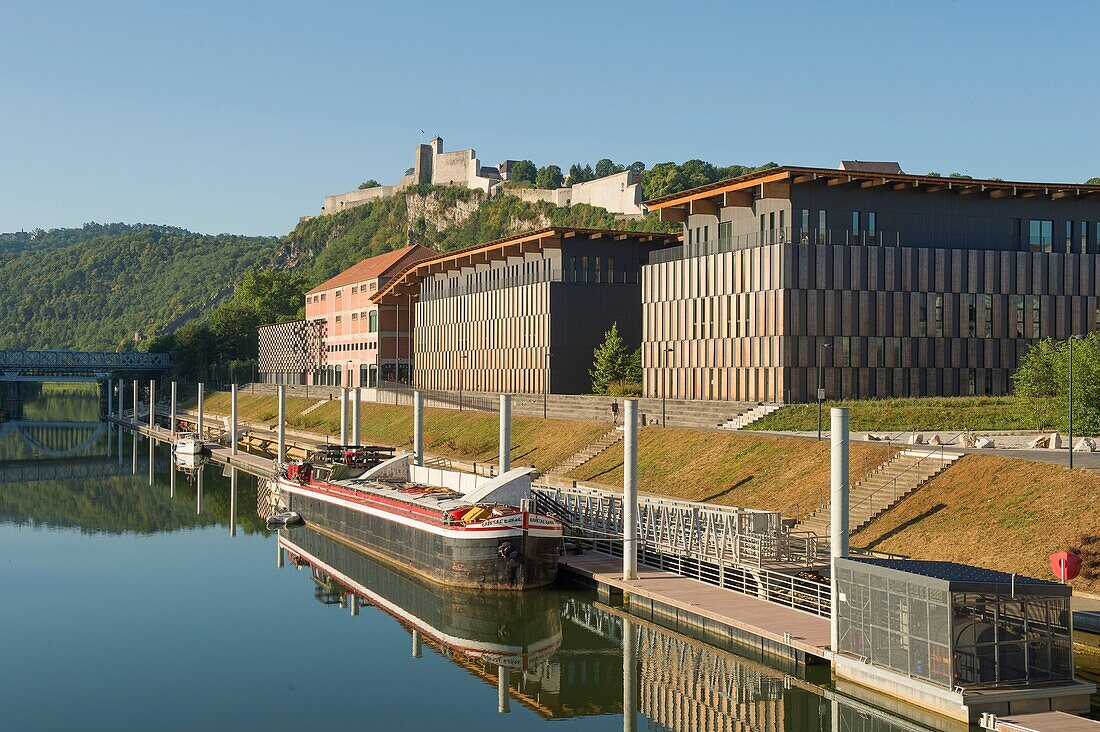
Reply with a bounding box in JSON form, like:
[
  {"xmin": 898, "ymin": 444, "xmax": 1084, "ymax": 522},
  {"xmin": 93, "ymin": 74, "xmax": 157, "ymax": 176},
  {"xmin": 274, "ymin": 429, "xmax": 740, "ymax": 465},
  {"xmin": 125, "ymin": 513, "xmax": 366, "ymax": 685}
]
[{"xmin": 2, "ymin": 0, "xmax": 1097, "ymax": 236}]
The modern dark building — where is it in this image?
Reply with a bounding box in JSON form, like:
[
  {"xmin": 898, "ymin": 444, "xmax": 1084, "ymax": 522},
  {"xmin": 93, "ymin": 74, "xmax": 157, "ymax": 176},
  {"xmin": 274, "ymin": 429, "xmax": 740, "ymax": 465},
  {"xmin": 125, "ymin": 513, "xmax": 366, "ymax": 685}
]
[
  {"xmin": 373, "ymin": 228, "xmax": 679, "ymax": 395},
  {"xmin": 643, "ymin": 165, "xmax": 1100, "ymax": 402}
]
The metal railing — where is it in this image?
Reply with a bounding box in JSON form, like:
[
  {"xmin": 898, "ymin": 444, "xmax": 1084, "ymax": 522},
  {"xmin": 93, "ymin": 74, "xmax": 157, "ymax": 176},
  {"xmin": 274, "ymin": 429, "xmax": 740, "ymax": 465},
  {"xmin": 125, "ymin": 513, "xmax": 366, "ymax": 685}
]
[
  {"xmin": 420, "ymin": 267, "xmax": 641, "ymax": 302},
  {"xmin": 648, "ymin": 228, "xmax": 906, "ymax": 264},
  {"xmin": 846, "ymin": 432, "xmax": 965, "ymax": 532},
  {"xmin": 534, "ymin": 483, "xmax": 832, "ymax": 617},
  {"xmin": 0, "ymin": 350, "xmax": 169, "ymax": 372}
]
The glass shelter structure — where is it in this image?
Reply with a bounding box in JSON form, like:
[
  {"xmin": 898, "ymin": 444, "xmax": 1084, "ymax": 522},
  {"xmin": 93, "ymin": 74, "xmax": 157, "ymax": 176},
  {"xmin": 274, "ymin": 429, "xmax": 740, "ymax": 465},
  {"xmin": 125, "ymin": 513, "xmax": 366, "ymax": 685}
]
[{"xmin": 835, "ymin": 557, "xmax": 1073, "ymax": 691}]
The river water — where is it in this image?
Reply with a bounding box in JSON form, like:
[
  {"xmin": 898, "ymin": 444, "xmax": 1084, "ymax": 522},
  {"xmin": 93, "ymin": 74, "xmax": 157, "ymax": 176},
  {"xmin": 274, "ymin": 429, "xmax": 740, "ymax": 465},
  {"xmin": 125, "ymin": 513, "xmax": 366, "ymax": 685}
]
[{"xmin": 3, "ymin": 387, "xmax": 1090, "ymax": 731}]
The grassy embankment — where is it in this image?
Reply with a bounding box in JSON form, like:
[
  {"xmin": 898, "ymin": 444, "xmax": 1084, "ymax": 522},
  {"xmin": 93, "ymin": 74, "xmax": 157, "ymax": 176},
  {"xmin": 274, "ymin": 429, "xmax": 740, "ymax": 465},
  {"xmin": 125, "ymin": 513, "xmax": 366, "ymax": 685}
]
[
  {"xmin": 189, "ymin": 392, "xmax": 896, "ymax": 515},
  {"xmin": 752, "ymin": 395, "xmax": 1052, "ymax": 433},
  {"xmin": 854, "ymin": 453, "xmax": 1100, "ymax": 594},
  {"xmin": 566, "ymin": 428, "xmax": 895, "ymax": 517}
]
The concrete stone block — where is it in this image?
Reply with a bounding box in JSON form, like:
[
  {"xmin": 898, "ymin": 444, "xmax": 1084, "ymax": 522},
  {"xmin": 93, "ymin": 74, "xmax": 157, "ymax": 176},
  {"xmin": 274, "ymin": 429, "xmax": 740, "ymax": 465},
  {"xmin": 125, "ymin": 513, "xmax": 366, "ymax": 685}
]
[
  {"xmin": 963, "ymin": 432, "xmax": 978, "ymax": 448},
  {"xmin": 1029, "ymin": 434, "xmax": 1050, "ymax": 449},
  {"xmin": 1074, "ymin": 437, "xmax": 1097, "ymax": 452},
  {"xmin": 908, "ymin": 433, "xmax": 925, "ymax": 445},
  {"xmin": 1048, "ymin": 432, "xmax": 1063, "ymax": 450},
  {"xmin": 929, "ymin": 434, "xmax": 942, "ymax": 445},
  {"xmin": 975, "ymin": 437, "xmax": 996, "ymax": 449},
  {"xmin": 866, "ymin": 433, "xmax": 880, "ymax": 441}
]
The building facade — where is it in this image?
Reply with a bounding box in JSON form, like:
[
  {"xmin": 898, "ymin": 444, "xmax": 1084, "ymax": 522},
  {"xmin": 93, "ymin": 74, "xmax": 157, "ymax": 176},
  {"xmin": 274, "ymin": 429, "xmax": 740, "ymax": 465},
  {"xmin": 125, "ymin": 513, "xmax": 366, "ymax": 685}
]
[
  {"xmin": 643, "ymin": 166, "xmax": 1100, "ymax": 402},
  {"xmin": 373, "ymin": 228, "xmax": 679, "ymax": 395},
  {"xmin": 257, "ymin": 244, "xmax": 435, "ymax": 387}
]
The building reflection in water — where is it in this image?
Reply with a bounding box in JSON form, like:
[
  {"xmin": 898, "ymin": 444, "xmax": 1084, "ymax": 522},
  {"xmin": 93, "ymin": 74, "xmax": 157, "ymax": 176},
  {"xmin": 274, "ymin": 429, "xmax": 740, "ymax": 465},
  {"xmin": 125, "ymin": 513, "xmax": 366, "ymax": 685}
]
[{"xmin": 277, "ymin": 524, "xmax": 946, "ymax": 731}]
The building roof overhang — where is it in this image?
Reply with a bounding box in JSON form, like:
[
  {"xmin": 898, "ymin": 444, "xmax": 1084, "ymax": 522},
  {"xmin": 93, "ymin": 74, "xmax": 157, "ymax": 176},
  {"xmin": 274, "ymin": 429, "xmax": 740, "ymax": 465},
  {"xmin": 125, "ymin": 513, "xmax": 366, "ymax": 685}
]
[
  {"xmin": 644, "ymin": 166, "xmax": 1100, "ymax": 219},
  {"xmin": 371, "ymin": 227, "xmax": 680, "ymax": 306}
]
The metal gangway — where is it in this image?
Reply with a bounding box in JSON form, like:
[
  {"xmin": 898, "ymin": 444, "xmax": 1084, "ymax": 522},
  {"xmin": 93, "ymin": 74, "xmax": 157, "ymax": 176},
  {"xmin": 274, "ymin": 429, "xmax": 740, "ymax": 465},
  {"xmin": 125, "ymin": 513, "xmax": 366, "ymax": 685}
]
[{"xmin": 533, "ymin": 483, "xmax": 832, "ymax": 617}]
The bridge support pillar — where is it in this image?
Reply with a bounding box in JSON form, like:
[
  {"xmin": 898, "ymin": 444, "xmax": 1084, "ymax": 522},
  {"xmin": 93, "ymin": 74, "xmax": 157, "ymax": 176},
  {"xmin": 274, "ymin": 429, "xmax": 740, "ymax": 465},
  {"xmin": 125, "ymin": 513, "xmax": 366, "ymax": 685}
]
[
  {"xmin": 623, "ymin": 399, "xmax": 639, "ymax": 581},
  {"xmin": 277, "ymin": 385, "xmax": 286, "ymax": 463},
  {"xmin": 149, "ymin": 379, "xmax": 156, "ymax": 429},
  {"xmin": 351, "ymin": 387, "xmax": 361, "ymax": 446},
  {"xmin": 830, "ymin": 406, "xmax": 850, "ymax": 654},
  {"xmin": 499, "ymin": 394, "xmax": 511, "ymax": 474},
  {"xmin": 230, "ymin": 384, "xmax": 238, "ymax": 455},
  {"xmin": 132, "ymin": 379, "xmax": 138, "ymax": 425},
  {"xmin": 497, "ymin": 666, "xmax": 510, "ymax": 714},
  {"xmin": 413, "ymin": 391, "xmax": 424, "ymax": 467},
  {"xmin": 197, "ymin": 383, "xmax": 204, "ymax": 440},
  {"xmin": 170, "ymin": 382, "xmax": 177, "ymax": 437},
  {"xmin": 340, "ymin": 388, "xmax": 348, "ymax": 446}
]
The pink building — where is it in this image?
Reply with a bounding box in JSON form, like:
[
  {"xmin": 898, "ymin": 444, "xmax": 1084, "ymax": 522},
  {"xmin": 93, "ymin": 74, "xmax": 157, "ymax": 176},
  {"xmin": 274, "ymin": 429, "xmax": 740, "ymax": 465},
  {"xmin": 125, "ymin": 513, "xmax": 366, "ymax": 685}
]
[{"xmin": 303, "ymin": 244, "xmax": 435, "ymax": 388}]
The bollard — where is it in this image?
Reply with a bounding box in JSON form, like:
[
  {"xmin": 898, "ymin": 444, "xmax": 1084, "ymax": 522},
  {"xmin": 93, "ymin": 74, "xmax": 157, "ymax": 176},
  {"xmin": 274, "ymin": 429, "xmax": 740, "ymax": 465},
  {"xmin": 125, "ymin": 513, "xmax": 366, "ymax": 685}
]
[
  {"xmin": 149, "ymin": 379, "xmax": 156, "ymax": 429},
  {"xmin": 413, "ymin": 391, "xmax": 424, "ymax": 467},
  {"xmin": 499, "ymin": 394, "xmax": 511, "ymax": 474},
  {"xmin": 196, "ymin": 383, "xmax": 204, "ymax": 441},
  {"xmin": 352, "ymin": 387, "xmax": 361, "ymax": 447},
  {"xmin": 623, "ymin": 616, "xmax": 638, "ymax": 732},
  {"xmin": 497, "ymin": 666, "xmax": 510, "ymax": 714},
  {"xmin": 340, "ymin": 388, "xmax": 349, "ymax": 446},
  {"xmin": 830, "ymin": 406, "xmax": 850, "ymax": 653},
  {"xmin": 170, "ymin": 381, "xmax": 177, "ymax": 437},
  {"xmin": 623, "ymin": 399, "xmax": 639, "ymax": 581},
  {"xmin": 230, "ymin": 384, "xmax": 239, "ymax": 455},
  {"xmin": 229, "ymin": 467, "xmax": 238, "ymax": 538},
  {"xmin": 277, "ymin": 385, "xmax": 286, "ymax": 464}
]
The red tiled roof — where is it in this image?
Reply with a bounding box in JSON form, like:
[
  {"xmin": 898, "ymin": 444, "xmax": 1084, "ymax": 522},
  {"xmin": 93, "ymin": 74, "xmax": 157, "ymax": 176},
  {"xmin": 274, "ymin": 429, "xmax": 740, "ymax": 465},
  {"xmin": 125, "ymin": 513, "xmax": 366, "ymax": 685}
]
[{"xmin": 307, "ymin": 244, "xmax": 436, "ymax": 295}]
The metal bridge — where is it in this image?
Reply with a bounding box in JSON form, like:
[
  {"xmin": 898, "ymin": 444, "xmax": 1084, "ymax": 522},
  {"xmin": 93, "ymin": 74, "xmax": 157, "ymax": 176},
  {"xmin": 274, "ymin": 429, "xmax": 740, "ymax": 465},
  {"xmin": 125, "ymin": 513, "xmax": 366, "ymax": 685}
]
[
  {"xmin": 0, "ymin": 350, "xmax": 169, "ymax": 380},
  {"xmin": 0, "ymin": 420, "xmax": 106, "ymax": 457},
  {"xmin": 533, "ymin": 484, "xmax": 832, "ymax": 617}
]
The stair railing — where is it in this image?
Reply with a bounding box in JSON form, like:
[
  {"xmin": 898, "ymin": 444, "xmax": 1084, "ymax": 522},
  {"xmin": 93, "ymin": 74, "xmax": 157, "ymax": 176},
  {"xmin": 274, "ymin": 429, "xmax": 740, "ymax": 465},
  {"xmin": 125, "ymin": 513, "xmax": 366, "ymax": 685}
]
[{"xmin": 846, "ymin": 430, "xmax": 965, "ymax": 531}]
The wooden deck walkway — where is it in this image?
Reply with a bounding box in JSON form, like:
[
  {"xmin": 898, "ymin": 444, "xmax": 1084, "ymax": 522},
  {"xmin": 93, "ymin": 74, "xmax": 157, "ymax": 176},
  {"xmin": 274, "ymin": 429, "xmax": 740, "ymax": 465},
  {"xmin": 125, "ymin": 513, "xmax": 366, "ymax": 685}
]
[{"xmin": 559, "ymin": 551, "xmax": 832, "ymax": 661}]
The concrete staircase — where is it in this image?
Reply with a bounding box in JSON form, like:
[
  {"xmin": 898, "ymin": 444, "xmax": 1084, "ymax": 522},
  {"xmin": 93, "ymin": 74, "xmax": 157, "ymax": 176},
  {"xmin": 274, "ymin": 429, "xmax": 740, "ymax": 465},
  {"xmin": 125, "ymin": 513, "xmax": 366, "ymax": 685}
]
[
  {"xmin": 796, "ymin": 449, "xmax": 963, "ymax": 539},
  {"xmin": 545, "ymin": 425, "xmax": 626, "ymax": 475},
  {"xmin": 301, "ymin": 399, "xmax": 328, "ymax": 416},
  {"xmin": 717, "ymin": 403, "xmax": 783, "ymax": 431}
]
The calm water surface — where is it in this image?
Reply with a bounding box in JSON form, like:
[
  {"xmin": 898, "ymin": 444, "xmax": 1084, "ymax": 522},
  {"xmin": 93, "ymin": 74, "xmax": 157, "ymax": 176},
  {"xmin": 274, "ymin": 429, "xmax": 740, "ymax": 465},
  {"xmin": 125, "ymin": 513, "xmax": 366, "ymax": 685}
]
[{"xmin": 1, "ymin": 387, "xmax": 1050, "ymax": 731}]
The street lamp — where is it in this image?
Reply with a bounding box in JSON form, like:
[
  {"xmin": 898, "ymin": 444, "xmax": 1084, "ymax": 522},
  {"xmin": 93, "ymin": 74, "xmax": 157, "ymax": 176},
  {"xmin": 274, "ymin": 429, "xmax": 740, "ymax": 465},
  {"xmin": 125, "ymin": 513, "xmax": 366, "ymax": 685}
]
[
  {"xmin": 1069, "ymin": 335, "xmax": 1082, "ymax": 469},
  {"xmin": 817, "ymin": 341, "xmax": 832, "ymax": 441},
  {"xmin": 662, "ymin": 345, "xmax": 674, "ymax": 428}
]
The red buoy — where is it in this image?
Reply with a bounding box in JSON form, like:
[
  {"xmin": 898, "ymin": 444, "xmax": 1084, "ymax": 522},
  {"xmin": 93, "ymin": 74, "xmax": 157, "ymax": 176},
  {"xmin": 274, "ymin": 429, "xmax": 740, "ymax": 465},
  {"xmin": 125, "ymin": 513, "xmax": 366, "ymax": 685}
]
[{"xmin": 1050, "ymin": 550, "xmax": 1081, "ymax": 582}]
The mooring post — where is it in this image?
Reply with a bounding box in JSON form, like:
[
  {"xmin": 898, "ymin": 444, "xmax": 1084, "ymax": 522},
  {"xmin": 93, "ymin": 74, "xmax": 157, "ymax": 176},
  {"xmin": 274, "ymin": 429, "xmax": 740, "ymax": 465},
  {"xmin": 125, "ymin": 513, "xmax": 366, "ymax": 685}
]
[
  {"xmin": 148, "ymin": 436, "xmax": 155, "ymax": 486},
  {"xmin": 148, "ymin": 378, "xmax": 156, "ymax": 429},
  {"xmin": 229, "ymin": 467, "xmax": 237, "ymax": 538},
  {"xmin": 277, "ymin": 385, "xmax": 286, "ymax": 464},
  {"xmin": 412, "ymin": 629, "xmax": 423, "ymax": 658},
  {"xmin": 132, "ymin": 379, "xmax": 138, "ymax": 425},
  {"xmin": 623, "ymin": 616, "xmax": 638, "ymax": 732},
  {"xmin": 196, "ymin": 465, "xmax": 204, "ymax": 515},
  {"xmin": 169, "ymin": 459, "xmax": 176, "ymax": 498},
  {"xmin": 413, "ymin": 390, "xmax": 424, "ymax": 467},
  {"xmin": 499, "ymin": 394, "xmax": 511, "ymax": 474},
  {"xmin": 196, "ymin": 383, "xmax": 204, "ymax": 441},
  {"xmin": 340, "ymin": 387, "xmax": 348, "ymax": 446},
  {"xmin": 497, "ymin": 666, "xmax": 510, "ymax": 714},
  {"xmin": 623, "ymin": 398, "xmax": 639, "ymax": 581},
  {"xmin": 352, "ymin": 387, "xmax": 361, "ymax": 446},
  {"xmin": 131, "ymin": 430, "xmax": 137, "ymax": 474},
  {"xmin": 230, "ymin": 384, "xmax": 238, "ymax": 455},
  {"xmin": 830, "ymin": 406, "xmax": 850, "ymax": 654},
  {"xmin": 170, "ymin": 381, "xmax": 177, "ymax": 437}
]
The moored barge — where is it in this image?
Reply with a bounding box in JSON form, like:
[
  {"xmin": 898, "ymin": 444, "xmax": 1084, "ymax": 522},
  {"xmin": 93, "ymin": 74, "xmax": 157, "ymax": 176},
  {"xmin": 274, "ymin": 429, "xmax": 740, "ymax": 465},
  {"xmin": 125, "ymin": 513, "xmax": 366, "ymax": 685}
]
[{"xmin": 265, "ymin": 451, "xmax": 562, "ymax": 591}]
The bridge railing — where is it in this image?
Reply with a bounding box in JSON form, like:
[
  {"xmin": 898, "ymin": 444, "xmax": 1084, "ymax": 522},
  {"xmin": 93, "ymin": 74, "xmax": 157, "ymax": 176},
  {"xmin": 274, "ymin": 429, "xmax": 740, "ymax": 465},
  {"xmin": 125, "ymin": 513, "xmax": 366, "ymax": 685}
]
[{"xmin": 0, "ymin": 350, "xmax": 169, "ymax": 372}]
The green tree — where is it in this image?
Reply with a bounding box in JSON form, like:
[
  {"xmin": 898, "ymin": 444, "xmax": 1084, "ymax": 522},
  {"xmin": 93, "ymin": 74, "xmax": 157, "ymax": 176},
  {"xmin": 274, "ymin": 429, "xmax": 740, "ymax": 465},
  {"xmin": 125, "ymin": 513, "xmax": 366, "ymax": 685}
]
[
  {"xmin": 589, "ymin": 322, "xmax": 633, "ymax": 394},
  {"xmin": 594, "ymin": 158, "xmax": 624, "ymax": 178},
  {"xmin": 567, "ymin": 163, "xmax": 594, "ymax": 186},
  {"xmin": 535, "ymin": 165, "xmax": 564, "ymax": 190},
  {"xmin": 358, "ymin": 179, "xmax": 381, "ymax": 189},
  {"xmin": 1014, "ymin": 334, "xmax": 1100, "ymax": 434},
  {"xmin": 1087, "ymin": 177, "xmax": 1100, "ymax": 185},
  {"xmin": 628, "ymin": 161, "xmax": 646, "ymax": 176},
  {"xmin": 509, "ymin": 160, "xmax": 536, "ymax": 185}
]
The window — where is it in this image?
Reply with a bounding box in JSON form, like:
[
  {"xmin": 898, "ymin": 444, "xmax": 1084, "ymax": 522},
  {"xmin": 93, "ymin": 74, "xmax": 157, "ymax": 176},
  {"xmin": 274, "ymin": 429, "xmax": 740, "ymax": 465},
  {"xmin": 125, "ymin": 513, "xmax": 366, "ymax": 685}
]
[
  {"xmin": 718, "ymin": 221, "xmax": 732, "ymax": 243},
  {"xmin": 851, "ymin": 211, "xmax": 861, "ymax": 235},
  {"xmin": 838, "ymin": 336, "xmax": 851, "ymax": 366},
  {"xmin": 1032, "ymin": 295, "xmax": 1041, "ymax": 338},
  {"xmin": 368, "ymin": 311, "xmax": 378, "ymax": 333},
  {"xmin": 1066, "ymin": 221, "xmax": 1074, "ymax": 252},
  {"xmin": 569, "ymin": 256, "xmax": 577, "ymax": 282},
  {"xmin": 933, "ymin": 294, "xmax": 944, "ymax": 337},
  {"xmin": 1082, "ymin": 222, "xmax": 1089, "ymax": 254},
  {"xmin": 594, "ymin": 256, "xmax": 602, "ymax": 283},
  {"xmin": 351, "ymin": 286, "xmax": 358, "ymax": 294},
  {"xmin": 335, "ymin": 289, "xmax": 342, "ymax": 298},
  {"xmin": 801, "ymin": 209, "xmax": 810, "ymax": 243},
  {"xmin": 778, "ymin": 210, "xmax": 785, "ymax": 241},
  {"xmin": 320, "ymin": 293, "xmax": 326, "ymax": 301},
  {"xmin": 1015, "ymin": 295, "xmax": 1025, "ymax": 338},
  {"xmin": 351, "ymin": 312, "xmax": 358, "ymax": 320},
  {"xmin": 967, "ymin": 294, "xmax": 977, "ymax": 338},
  {"xmin": 607, "ymin": 257, "xmax": 614, "ymax": 284},
  {"xmin": 818, "ymin": 210, "xmax": 827, "ymax": 244},
  {"xmin": 917, "ymin": 293, "xmax": 928, "ymax": 337},
  {"xmin": 983, "ymin": 295, "xmax": 993, "ymax": 338},
  {"xmin": 1029, "ymin": 220, "xmax": 1053, "ymax": 252},
  {"xmin": 581, "ymin": 256, "xmax": 589, "ymax": 283},
  {"xmin": 769, "ymin": 212, "xmax": 776, "ymax": 243},
  {"xmin": 868, "ymin": 211, "xmax": 877, "ymax": 238}
]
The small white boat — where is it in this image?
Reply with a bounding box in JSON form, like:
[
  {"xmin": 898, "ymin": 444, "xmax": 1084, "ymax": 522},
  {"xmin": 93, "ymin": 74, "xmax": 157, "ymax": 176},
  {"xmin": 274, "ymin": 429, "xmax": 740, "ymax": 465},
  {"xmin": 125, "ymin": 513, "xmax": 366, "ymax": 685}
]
[{"xmin": 174, "ymin": 431, "xmax": 204, "ymax": 455}]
